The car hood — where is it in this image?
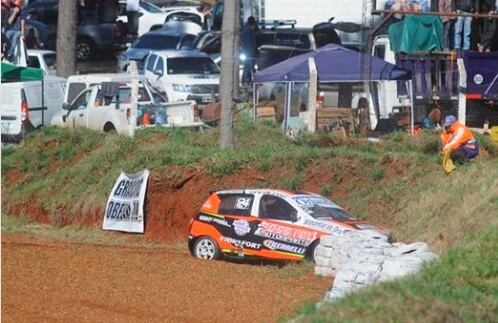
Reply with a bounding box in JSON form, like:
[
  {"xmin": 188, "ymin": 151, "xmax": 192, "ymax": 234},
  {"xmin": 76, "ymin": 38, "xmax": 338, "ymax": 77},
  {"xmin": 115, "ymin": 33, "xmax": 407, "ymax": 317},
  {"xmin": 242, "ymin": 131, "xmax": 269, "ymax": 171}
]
[
  {"xmin": 302, "ymin": 218, "xmax": 388, "ymax": 236},
  {"xmin": 123, "ymin": 48, "xmax": 150, "ymax": 61},
  {"xmin": 167, "ymin": 74, "xmax": 220, "ymax": 85}
]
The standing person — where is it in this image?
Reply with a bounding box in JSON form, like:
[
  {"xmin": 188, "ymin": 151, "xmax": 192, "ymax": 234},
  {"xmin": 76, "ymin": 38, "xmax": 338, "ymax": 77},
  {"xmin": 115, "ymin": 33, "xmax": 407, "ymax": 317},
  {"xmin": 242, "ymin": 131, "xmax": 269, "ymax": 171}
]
[
  {"xmin": 198, "ymin": 4, "xmax": 211, "ymax": 30},
  {"xmin": 126, "ymin": 0, "xmax": 140, "ymax": 41},
  {"xmin": 240, "ymin": 16, "xmax": 257, "ymax": 84},
  {"xmin": 454, "ymin": 0, "xmax": 475, "ymax": 51},
  {"xmin": 477, "ymin": 0, "xmax": 496, "ymax": 52},
  {"xmin": 439, "ymin": 0, "xmax": 455, "ymax": 50},
  {"xmin": 440, "ymin": 115, "xmax": 479, "ymax": 164}
]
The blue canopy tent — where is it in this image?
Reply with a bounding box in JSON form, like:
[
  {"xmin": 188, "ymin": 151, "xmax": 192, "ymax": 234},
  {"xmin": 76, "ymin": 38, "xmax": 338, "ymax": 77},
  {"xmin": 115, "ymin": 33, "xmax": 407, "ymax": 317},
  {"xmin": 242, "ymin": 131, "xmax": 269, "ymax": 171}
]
[{"xmin": 252, "ymin": 43, "xmax": 411, "ymax": 133}]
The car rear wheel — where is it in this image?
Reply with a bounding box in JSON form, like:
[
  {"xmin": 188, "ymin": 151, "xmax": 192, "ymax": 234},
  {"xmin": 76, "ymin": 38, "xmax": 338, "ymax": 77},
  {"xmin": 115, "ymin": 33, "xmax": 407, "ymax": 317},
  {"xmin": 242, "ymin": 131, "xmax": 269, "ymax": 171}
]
[
  {"xmin": 306, "ymin": 240, "xmax": 320, "ymax": 264},
  {"xmin": 193, "ymin": 237, "xmax": 220, "ymax": 260}
]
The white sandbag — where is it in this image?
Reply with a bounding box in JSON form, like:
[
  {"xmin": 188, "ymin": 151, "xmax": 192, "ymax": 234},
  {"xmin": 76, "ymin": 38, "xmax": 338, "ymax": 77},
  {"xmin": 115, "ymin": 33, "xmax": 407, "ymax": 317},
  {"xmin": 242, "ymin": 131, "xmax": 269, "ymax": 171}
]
[{"xmin": 314, "ymin": 265, "xmax": 336, "ymax": 277}]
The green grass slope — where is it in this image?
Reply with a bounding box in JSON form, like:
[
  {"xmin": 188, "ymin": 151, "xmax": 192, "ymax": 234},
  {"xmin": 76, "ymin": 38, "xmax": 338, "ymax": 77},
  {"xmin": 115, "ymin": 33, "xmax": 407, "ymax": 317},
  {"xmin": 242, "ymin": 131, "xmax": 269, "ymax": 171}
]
[{"xmin": 2, "ymin": 118, "xmax": 498, "ymax": 321}]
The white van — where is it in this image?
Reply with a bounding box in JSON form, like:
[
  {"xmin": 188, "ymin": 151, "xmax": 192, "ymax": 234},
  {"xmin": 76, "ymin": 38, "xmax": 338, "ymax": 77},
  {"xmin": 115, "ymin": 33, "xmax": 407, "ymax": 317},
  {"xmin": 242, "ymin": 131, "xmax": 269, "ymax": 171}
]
[{"xmin": 1, "ymin": 76, "xmax": 65, "ymax": 143}]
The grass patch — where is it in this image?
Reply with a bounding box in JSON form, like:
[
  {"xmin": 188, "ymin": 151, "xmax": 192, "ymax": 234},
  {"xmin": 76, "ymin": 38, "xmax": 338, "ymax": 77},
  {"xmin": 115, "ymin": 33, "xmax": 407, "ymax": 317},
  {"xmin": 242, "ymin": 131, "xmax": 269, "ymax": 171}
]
[{"xmin": 296, "ymin": 227, "xmax": 498, "ymax": 323}]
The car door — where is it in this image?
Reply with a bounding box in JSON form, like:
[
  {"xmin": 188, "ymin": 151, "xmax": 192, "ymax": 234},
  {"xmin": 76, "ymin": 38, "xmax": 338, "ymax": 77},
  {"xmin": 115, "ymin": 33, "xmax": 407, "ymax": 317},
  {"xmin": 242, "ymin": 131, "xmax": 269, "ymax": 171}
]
[
  {"xmin": 67, "ymin": 89, "xmax": 91, "ymax": 128},
  {"xmin": 144, "ymin": 54, "xmax": 158, "ymax": 87},
  {"xmin": 213, "ymin": 193, "xmax": 263, "ymax": 254},
  {"xmin": 151, "ymin": 56, "xmax": 165, "ymax": 91},
  {"xmin": 253, "ymin": 194, "xmax": 315, "ymax": 259}
]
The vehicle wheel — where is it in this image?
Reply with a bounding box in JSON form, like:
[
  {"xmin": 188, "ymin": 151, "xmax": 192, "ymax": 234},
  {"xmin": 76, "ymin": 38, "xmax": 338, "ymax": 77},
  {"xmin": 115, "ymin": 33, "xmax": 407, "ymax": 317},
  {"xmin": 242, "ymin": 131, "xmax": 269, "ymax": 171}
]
[
  {"xmin": 193, "ymin": 236, "xmax": 220, "ymax": 260},
  {"xmin": 305, "ymin": 240, "xmax": 320, "ymax": 264},
  {"xmin": 76, "ymin": 38, "xmax": 94, "ymax": 61},
  {"xmin": 103, "ymin": 122, "xmax": 116, "ymax": 133}
]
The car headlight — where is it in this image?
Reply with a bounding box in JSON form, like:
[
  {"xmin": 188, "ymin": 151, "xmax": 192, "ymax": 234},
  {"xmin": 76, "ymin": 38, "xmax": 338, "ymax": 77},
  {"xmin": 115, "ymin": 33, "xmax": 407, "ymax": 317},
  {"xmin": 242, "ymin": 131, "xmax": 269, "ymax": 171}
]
[
  {"xmin": 172, "ymin": 84, "xmax": 191, "ymax": 92},
  {"xmin": 240, "ymin": 53, "xmax": 246, "ymax": 61}
]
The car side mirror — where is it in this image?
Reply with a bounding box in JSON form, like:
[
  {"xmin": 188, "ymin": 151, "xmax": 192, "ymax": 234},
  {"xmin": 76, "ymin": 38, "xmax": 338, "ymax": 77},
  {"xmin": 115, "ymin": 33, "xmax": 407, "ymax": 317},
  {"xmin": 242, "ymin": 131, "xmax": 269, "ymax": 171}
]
[
  {"xmin": 62, "ymin": 115, "xmax": 67, "ymax": 122},
  {"xmin": 290, "ymin": 211, "xmax": 298, "ymax": 222},
  {"xmin": 62, "ymin": 102, "xmax": 71, "ymax": 110}
]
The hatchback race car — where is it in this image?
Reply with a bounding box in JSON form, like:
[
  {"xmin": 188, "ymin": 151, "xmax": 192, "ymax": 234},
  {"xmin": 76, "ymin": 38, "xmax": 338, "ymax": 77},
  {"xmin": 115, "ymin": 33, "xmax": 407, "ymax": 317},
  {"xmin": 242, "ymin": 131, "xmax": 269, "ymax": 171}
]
[{"xmin": 188, "ymin": 189, "xmax": 387, "ymax": 262}]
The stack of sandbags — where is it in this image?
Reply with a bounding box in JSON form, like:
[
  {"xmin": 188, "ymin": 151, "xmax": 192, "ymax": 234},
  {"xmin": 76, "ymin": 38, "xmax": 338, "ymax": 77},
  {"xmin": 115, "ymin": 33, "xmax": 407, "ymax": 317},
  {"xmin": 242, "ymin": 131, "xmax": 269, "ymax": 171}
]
[{"xmin": 313, "ymin": 230, "xmax": 437, "ymax": 300}]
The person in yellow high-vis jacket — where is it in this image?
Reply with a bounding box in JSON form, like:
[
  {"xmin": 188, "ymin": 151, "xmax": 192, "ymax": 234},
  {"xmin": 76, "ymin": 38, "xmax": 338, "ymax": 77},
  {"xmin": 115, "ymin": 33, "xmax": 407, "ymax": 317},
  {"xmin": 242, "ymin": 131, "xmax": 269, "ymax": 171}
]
[{"xmin": 440, "ymin": 115, "xmax": 479, "ymax": 165}]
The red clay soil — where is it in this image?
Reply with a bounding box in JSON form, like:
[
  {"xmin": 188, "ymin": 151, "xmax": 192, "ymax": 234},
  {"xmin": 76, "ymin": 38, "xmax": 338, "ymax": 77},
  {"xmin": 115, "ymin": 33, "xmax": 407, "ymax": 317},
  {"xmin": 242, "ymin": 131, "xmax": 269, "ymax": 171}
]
[
  {"xmin": 4, "ymin": 158, "xmax": 374, "ymax": 242},
  {"xmin": 1, "ymin": 235, "xmax": 330, "ymax": 323}
]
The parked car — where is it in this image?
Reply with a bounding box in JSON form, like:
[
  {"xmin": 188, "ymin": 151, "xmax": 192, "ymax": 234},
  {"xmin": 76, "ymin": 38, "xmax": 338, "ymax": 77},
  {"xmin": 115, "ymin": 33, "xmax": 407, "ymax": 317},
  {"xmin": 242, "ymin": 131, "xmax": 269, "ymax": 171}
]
[
  {"xmin": 117, "ymin": 31, "xmax": 195, "ymax": 72},
  {"xmin": 22, "ymin": 0, "xmax": 127, "ymax": 60},
  {"xmin": 51, "ymin": 74, "xmax": 202, "ymax": 134},
  {"xmin": 143, "ymin": 50, "xmax": 219, "ymax": 104},
  {"xmin": 188, "ymin": 189, "xmax": 387, "ymax": 262},
  {"xmin": 27, "ymin": 49, "xmax": 56, "ymax": 75},
  {"xmin": 117, "ymin": 0, "xmax": 170, "ymax": 36},
  {"xmin": 192, "ymin": 23, "xmax": 340, "ymax": 69},
  {"xmin": 1, "ymin": 65, "xmax": 65, "ymax": 143}
]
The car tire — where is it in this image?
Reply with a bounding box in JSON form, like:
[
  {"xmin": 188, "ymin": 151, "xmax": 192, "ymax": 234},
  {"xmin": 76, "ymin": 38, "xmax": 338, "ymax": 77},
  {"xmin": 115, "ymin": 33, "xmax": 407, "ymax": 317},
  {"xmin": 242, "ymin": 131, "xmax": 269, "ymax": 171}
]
[
  {"xmin": 103, "ymin": 122, "xmax": 116, "ymax": 133},
  {"xmin": 76, "ymin": 38, "xmax": 94, "ymax": 61},
  {"xmin": 193, "ymin": 236, "xmax": 220, "ymax": 260},
  {"xmin": 305, "ymin": 240, "xmax": 320, "ymax": 264}
]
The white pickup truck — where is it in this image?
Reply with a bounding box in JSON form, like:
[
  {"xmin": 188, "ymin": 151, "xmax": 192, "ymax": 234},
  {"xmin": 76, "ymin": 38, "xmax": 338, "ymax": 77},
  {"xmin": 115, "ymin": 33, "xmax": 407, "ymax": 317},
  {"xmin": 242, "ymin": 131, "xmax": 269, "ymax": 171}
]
[{"xmin": 51, "ymin": 78, "xmax": 204, "ymax": 135}]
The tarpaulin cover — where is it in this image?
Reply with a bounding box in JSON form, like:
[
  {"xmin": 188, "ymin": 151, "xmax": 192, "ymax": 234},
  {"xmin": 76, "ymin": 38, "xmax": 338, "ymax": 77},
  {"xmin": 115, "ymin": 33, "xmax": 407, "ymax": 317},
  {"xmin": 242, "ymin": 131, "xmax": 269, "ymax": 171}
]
[
  {"xmin": 388, "ymin": 16, "xmax": 443, "ymax": 54},
  {"xmin": 253, "ymin": 43, "xmax": 410, "ymax": 83},
  {"xmin": 1, "ymin": 62, "xmax": 44, "ymax": 83},
  {"xmin": 463, "ymin": 51, "xmax": 498, "ymax": 98}
]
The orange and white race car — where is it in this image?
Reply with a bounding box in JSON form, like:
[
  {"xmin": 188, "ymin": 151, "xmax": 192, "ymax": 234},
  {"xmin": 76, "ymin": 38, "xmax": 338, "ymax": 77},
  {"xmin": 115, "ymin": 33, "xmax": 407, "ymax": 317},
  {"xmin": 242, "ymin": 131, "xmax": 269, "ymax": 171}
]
[{"xmin": 188, "ymin": 189, "xmax": 387, "ymax": 262}]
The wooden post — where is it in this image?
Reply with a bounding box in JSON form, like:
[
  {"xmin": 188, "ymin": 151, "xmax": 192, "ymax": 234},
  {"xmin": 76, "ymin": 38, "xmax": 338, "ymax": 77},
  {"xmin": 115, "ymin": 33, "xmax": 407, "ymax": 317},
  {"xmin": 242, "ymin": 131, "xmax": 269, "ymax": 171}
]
[
  {"xmin": 457, "ymin": 58, "xmax": 467, "ymax": 125},
  {"xmin": 308, "ymin": 57, "xmax": 318, "ymax": 132},
  {"xmin": 129, "ymin": 61, "xmax": 138, "ymax": 138}
]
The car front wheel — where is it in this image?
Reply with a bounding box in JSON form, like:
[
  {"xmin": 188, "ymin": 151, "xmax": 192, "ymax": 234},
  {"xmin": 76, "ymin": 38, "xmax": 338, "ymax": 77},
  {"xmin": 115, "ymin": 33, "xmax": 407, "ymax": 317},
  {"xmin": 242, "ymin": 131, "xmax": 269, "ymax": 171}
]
[
  {"xmin": 76, "ymin": 38, "xmax": 94, "ymax": 61},
  {"xmin": 193, "ymin": 236, "xmax": 220, "ymax": 260}
]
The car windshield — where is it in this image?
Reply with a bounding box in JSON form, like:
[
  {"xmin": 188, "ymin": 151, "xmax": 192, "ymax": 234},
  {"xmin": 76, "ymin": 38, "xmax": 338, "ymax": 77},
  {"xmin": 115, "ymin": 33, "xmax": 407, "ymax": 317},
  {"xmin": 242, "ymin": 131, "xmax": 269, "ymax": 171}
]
[
  {"xmin": 167, "ymin": 57, "xmax": 219, "ymax": 75},
  {"xmin": 141, "ymin": 1, "xmax": 162, "ymax": 13},
  {"xmin": 291, "ymin": 195, "xmax": 353, "ymax": 221},
  {"xmin": 43, "ymin": 53, "xmax": 56, "ymax": 68},
  {"xmin": 133, "ymin": 34, "xmax": 180, "ymax": 50}
]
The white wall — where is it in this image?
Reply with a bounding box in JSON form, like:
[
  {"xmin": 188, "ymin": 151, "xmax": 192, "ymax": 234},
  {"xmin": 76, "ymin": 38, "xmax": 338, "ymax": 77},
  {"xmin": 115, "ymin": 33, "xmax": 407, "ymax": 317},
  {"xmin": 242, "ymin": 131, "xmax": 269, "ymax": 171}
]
[{"xmin": 260, "ymin": 0, "xmax": 385, "ymax": 27}]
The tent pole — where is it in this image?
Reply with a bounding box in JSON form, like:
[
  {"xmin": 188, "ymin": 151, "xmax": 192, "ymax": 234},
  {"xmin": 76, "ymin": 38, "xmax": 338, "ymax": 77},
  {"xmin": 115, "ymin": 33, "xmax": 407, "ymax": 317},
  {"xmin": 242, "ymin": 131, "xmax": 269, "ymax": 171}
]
[
  {"xmin": 41, "ymin": 78, "xmax": 45, "ymax": 125},
  {"xmin": 409, "ymin": 80, "xmax": 414, "ymax": 136},
  {"xmin": 252, "ymin": 82, "xmax": 257, "ymax": 122},
  {"xmin": 308, "ymin": 58, "xmax": 317, "ymax": 132},
  {"xmin": 284, "ymin": 82, "xmax": 292, "ymax": 132}
]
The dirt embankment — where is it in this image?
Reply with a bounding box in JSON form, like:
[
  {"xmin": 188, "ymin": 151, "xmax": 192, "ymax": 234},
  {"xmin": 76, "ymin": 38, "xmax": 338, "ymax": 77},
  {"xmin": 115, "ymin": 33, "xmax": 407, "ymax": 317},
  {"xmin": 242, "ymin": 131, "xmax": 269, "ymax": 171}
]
[{"xmin": 3, "ymin": 151, "xmax": 395, "ymax": 241}]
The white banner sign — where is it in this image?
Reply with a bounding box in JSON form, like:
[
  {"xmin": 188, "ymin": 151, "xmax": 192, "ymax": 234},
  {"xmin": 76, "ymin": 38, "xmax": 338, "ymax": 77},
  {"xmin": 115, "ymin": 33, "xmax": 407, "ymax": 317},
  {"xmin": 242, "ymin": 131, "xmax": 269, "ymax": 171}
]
[{"xmin": 102, "ymin": 169, "xmax": 149, "ymax": 233}]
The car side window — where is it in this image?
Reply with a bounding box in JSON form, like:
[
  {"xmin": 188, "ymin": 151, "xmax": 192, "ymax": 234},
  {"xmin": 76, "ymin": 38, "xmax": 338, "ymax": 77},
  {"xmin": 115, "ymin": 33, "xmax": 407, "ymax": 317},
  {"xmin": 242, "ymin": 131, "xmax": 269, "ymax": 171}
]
[
  {"xmin": 67, "ymin": 83, "xmax": 87, "ymax": 104},
  {"xmin": 156, "ymin": 57, "xmax": 164, "ymax": 74},
  {"xmin": 27, "ymin": 56, "xmax": 41, "ymax": 68},
  {"xmin": 218, "ymin": 194, "xmax": 254, "ymax": 216},
  {"xmin": 71, "ymin": 89, "xmax": 91, "ymax": 110},
  {"xmin": 146, "ymin": 55, "xmax": 157, "ymax": 72},
  {"xmin": 259, "ymin": 195, "xmax": 297, "ymax": 222}
]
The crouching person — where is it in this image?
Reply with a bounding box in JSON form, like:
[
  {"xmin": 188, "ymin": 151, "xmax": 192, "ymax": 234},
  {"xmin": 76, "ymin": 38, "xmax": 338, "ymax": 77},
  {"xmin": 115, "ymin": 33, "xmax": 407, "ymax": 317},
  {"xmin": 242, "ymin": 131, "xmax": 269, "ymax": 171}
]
[{"xmin": 440, "ymin": 115, "xmax": 479, "ymax": 164}]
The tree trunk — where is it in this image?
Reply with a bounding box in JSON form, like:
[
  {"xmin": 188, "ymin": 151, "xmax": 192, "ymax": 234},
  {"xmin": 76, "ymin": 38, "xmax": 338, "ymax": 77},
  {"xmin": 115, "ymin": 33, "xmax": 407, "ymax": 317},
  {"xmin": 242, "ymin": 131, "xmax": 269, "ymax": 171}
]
[
  {"xmin": 232, "ymin": 1, "xmax": 241, "ymax": 102},
  {"xmin": 56, "ymin": 0, "xmax": 78, "ymax": 78},
  {"xmin": 219, "ymin": 0, "xmax": 238, "ymax": 149}
]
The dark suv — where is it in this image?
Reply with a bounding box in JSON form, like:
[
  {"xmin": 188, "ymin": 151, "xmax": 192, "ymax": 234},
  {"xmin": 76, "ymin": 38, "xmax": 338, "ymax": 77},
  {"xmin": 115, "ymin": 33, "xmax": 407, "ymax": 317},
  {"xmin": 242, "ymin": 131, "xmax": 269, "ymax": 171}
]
[
  {"xmin": 23, "ymin": 0, "xmax": 126, "ymax": 60},
  {"xmin": 192, "ymin": 23, "xmax": 341, "ymax": 70}
]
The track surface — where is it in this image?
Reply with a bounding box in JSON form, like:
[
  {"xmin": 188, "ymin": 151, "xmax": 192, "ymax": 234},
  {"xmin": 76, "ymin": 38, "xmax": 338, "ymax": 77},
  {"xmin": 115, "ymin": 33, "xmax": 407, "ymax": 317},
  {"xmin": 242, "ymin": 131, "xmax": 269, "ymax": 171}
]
[{"xmin": 2, "ymin": 235, "xmax": 330, "ymax": 322}]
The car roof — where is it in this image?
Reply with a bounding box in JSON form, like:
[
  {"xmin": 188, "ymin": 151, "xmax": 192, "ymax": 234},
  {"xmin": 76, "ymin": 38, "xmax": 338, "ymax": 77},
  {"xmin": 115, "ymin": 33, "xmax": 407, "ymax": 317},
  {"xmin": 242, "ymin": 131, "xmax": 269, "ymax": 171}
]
[
  {"xmin": 148, "ymin": 50, "xmax": 209, "ymax": 58},
  {"xmin": 215, "ymin": 189, "xmax": 315, "ymax": 198},
  {"xmin": 67, "ymin": 73, "xmax": 147, "ymax": 83},
  {"xmin": 27, "ymin": 49, "xmax": 56, "ymax": 55},
  {"xmin": 142, "ymin": 30, "xmax": 183, "ymax": 37}
]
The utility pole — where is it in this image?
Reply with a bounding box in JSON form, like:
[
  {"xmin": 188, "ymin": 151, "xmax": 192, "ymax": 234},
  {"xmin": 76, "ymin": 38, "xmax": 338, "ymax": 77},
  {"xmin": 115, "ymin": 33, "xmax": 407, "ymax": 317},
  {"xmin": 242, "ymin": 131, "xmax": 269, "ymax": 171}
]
[
  {"xmin": 219, "ymin": 0, "xmax": 239, "ymax": 149},
  {"xmin": 56, "ymin": 0, "xmax": 77, "ymax": 78}
]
